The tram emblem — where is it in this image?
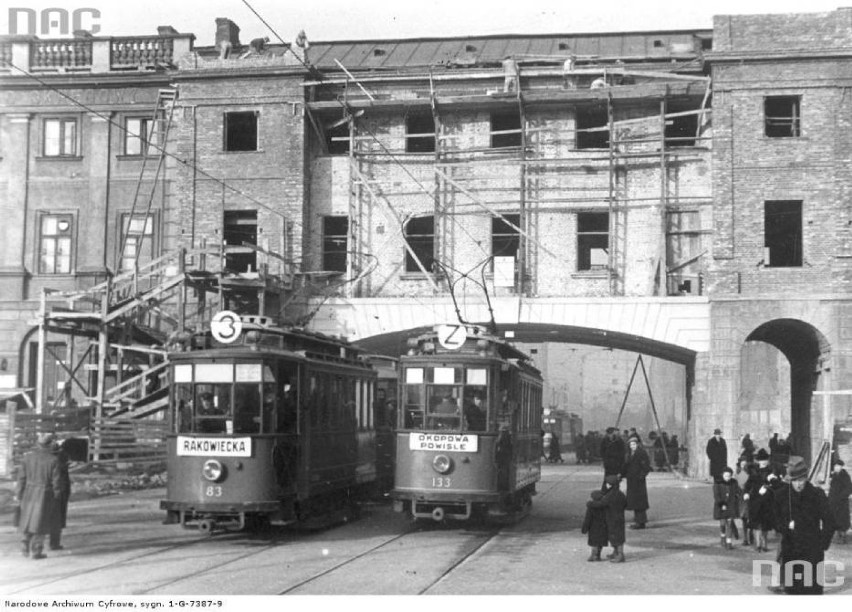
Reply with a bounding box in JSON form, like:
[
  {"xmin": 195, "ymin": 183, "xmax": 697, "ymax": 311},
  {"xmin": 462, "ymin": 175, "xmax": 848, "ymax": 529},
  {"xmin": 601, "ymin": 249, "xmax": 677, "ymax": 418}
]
[{"xmin": 211, "ymin": 310, "xmax": 243, "ymax": 344}]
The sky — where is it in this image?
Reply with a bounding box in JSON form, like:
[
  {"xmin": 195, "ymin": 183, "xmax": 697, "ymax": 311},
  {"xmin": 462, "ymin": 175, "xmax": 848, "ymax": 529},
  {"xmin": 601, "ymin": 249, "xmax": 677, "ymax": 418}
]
[{"xmin": 2, "ymin": 0, "xmax": 850, "ymax": 44}]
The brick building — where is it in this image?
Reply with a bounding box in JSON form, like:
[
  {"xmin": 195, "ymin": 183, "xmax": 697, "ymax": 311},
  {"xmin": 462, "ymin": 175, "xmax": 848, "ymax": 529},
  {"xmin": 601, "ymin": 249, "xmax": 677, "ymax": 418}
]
[{"xmin": 1, "ymin": 10, "xmax": 850, "ymax": 476}]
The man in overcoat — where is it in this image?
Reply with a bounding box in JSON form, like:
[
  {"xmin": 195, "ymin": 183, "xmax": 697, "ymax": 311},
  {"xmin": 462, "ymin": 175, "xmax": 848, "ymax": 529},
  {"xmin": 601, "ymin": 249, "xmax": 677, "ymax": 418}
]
[
  {"xmin": 16, "ymin": 432, "xmax": 62, "ymax": 559},
  {"xmin": 49, "ymin": 438, "xmax": 71, "ymax": 550},
  {"xmin": 705, "ymin": 428, "xmax": 727, "ymax": 482},
  {"xmin": 828, "ymin": 459, "xmax": 852, "ymax": 544},
  {"xmin": 600, "ymin": 427, "xmax": 626, "ymax": 480},
  {"xmin": 773, "ymin": 456, "xmax": 835, "ymax": 595},
  {"xmin": 624, "ymin": 436, "xmax": 651, "ymax": 529}
]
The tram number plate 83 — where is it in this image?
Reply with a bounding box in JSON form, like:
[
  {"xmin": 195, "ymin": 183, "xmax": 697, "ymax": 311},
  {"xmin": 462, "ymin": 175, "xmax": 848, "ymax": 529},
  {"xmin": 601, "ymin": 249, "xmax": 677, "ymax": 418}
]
[
  {"xmin": 431, "ymin": 477, "xmax": 451, "ymax": 488},
  {"xmin": 204, "ymin": 485, "xmax": 223, "ymax": 497}
]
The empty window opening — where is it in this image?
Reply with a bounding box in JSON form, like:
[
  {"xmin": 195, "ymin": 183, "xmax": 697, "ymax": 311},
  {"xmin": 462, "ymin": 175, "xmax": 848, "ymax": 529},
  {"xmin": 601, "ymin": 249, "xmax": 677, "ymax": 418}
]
[
  {"xmin": 490, "ymin": 111, "xmax": 522, "ymax": 148},
  {"xmin": 224, "ymin": 210, "xmax": 258, "ymax": 273},
  {"xmin": 373, "ymin": 48, "xmax": 386, "ymax": 56},
  {"xmin": 576, "ymin": 107, "xmax": 609, "ymax": 149},
  {"xmin": 653, "ymin": 40, "xmax": 664, "ymax": 48},
  {"xmin": 322, "ymin": 216, "xmax": 349, "ymax": 272},
  {"xmin": 39, "ymin": 214, "xmax": 73, "ymax": 274},
  {"xmin": 465, "ymin": 44, "xmax": 477, "ymax": 52},
  {"xmin": 764, "ymin": 200, "xmax": 802, "ymax": 267},
  {"xmin": 577, "ymin": 212, "xmax": 609, "ymax": 271},
  {"xmin": 224, "ymin": 111, "xmax": 259, "ymax": 152},
  {"xmin": 492, "ymin": 214, "xmax": 520, "ymax": 260},
  {"xmin": 665, "ymin": 105, "xmax": 698, "ymax": 147},
  {"xmin": 43, "ymin": 118, "xmax": 77, "ymax": 157},
  {"xmin": 326, "ymin": 122, "xmax": 350, "ymax": 155},
  {"xmin": 404, "ymin": 216, "xmax": 435, "ymax": 273},
  {"xmin": 406, "ymin": 113, "xmax": 436, "ymax": 153},
  {"xmin": 765, "ymin": 96, "xmax": 800, "ymax": 138}
]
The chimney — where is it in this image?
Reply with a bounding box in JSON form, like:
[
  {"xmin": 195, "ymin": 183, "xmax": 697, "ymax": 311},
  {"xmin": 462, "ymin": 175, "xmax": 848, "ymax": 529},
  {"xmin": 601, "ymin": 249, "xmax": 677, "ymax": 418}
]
[
  {"xmin": 215, "ymin": 18, "xmax": 241, "ymax": 49},
  {"xmin": 157, "ymin": 26, "xmax": 180, "ymax": 36}
]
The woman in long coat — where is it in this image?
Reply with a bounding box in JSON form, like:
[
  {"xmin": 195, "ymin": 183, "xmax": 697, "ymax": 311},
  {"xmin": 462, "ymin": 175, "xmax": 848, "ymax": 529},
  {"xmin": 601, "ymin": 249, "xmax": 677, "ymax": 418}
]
[
  {"xmin": 16, "ymin": 433, "xmax": 62, "ymax": 559},
  {"xmin": 829, "ymin": 459, "xmax": 852, "ymax": 544},
  {"xmin": 745, "ymin": 448, "xmax": 779, "ymax": 552},
  {"xmin": 624, "ymin": 437, "xmax": 651, "ymax": 528}
]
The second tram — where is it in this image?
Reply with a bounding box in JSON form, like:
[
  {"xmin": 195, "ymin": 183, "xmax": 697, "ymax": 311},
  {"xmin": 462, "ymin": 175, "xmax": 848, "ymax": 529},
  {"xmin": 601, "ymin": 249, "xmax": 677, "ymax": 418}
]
[
  {"xmin": 160, "ymin": 315, "xmax": 394, "ymax": 532},
  {"xmin": 391, "ymin": 324, "xmax": 544, "ymax": 522}
]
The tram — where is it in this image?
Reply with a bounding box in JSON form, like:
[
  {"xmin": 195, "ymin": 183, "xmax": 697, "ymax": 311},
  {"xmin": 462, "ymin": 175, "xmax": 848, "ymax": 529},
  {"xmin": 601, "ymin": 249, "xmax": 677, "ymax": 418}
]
[
  {"xmin": 160, "ymin": 314, "xmax": 393, "ymax": 533},
  {"xmin": 391, "ymin": 324, "xmax": 544, "ymax": 522}
]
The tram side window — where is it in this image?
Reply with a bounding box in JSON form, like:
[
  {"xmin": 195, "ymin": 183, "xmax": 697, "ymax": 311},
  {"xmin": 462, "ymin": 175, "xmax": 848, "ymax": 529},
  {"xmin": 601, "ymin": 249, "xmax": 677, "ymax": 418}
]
[
  {"xmin": 195, "ymin": 385, "xmax": 231, "ymax": 434},
  {"xmin": 175, "ymin": 384, "xmax": 193, "ymax": 433},
  {"xmin": 234, "ymin": 384, "xmax": 261, "ymax": 434},
  {"xmin": 404, "ymin": 385, "xmax": 424, "ymax": 429}
]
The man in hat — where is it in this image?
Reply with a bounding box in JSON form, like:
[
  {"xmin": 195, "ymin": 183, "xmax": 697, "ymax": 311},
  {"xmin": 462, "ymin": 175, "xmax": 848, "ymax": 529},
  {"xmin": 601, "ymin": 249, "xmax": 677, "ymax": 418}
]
[
  {"xmin": 15, "ymin": 432, "xmax": 62, "ymax": 559},
  {"xmin": 705, "ymin": 428, "xmax": 727, "ymax": 483},
  {"xmin": 828, "ymin": 459, "xmax": 852, "ymax": 544},
  {"xmin": 600, "ymin": 427, "xmax": 626, "ymax": 480},
  {"xmin": 773, "ymin": 456, "xmax": 835, "ymax": 594}
]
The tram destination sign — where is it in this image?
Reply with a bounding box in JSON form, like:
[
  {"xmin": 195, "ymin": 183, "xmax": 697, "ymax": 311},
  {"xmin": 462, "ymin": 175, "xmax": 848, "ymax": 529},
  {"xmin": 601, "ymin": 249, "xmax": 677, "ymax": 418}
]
[
  {"xmin": 410, "ymin": 433, "xmax": 478, "ymax": 452},
  {"xmin": 177, "ymin": 436, "xmax": 252, "ymax": 457}
]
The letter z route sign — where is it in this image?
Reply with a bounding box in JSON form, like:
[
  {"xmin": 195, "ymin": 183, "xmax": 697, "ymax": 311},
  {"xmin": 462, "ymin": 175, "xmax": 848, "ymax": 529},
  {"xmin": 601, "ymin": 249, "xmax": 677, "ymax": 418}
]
[{"xmin": 437, "ymin": 324, "xmax": 467, "ymax": 350}]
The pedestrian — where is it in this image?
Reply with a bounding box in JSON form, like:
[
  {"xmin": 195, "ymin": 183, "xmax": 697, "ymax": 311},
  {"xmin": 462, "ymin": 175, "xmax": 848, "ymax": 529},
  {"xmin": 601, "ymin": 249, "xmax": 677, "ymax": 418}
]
[
  {"xmin": 828, "ymin": 459, "xmax": 852, "ymax": 544},
  {"xmin": 713, "ymin": 466, "xmax": 740, "ymax": 549},
  {"xmin": 49, "ymin": 438, "xmax": 71, "ymax": 551},
  {"xmin": 600, "ymin": 427, "xmax": 626, "ymax": 480},
  {"xmin": 495, "ymin": 425, "xmax": 513, "ymax": 493},
  {"xmin": 588, "ymin": 474, "xmax": 628, "ymax": 563},
  {"xmin": 574, "ymin": 432, "xmax": 587, "ymax": 464},
  {"xmin": 581, "ymin": 490, "xmax": 608, "ymax": 562},
  {"xmin": 652, "ymin": 432, "xmax": 666, "ymax": 471},
  {"xmin": 773, "ymin": 456, "xmax": 835, "ymax": 595},
  {"xmin": 15, "ymin": 432, "xmax": 62, "ymax": 559},
  {"xmin": 705, "ymin": 428, "xmax": 727, "ymax": 482},
  {"xmin": 624, "ymin": 436, "xmax": 651, "ymax": 529},
  {"xmin": 735, "ymin": 457, "xmax": 754, "ymax": 546},
  {"xmin": 745, "ymin": 448, "xmax": 780, "ymax": 552},
  {"xmin": 549, "ymin": 434, "xmax": 564, "ymax": 463},
  {"xmin": 739, "ymin": 433, "xmax": 755, "ymax": 463},
  {"xmin": 667, "ymin": 434, "xmax": 680, "ymax": 468}
]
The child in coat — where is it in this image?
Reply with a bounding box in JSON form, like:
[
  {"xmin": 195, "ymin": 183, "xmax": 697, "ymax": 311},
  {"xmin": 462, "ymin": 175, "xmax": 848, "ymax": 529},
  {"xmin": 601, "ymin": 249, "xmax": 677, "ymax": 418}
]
[
  {"xmin": 581, "ymin": 490, "xmax": 608, "ymax": 561},
  {"xmin": 589, "ymin": 474, "xmax": 628, "ymax": 562},
  {"xmin": 713, "ymin": 466, "xmax": 741, "ymax": 549}
]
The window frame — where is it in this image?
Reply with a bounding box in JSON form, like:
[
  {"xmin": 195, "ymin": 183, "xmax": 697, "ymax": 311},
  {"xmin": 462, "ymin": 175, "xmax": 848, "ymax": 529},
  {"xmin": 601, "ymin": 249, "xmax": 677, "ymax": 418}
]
[
  {"xmin": 576, "ymin": 212, "xmax": 610, "ymax": 271},
  {"xmin": 576, "ymin": 107, "xmax": 609, "ymax": 150},
  {"xmin": 42, "ymin": 117, "xmax": 79, "ymax": 158},
  {"xmin": 490, "ymin": 110, "xmax": 522, "ymax": 149},
  {"xmin": 325, "ymin": 122, "xmax": 350, "ymax": 155},
  {"xmin": 223, "ymin": 110, "xmax": 260, "ymax": 152},
  {"xmin": 118, "ymin": 212, "xmax": 156, "ymax": 273},
  {"xmin": 764, "ymin": 96, "xmax": 801, "ymax": 138},
  {"xmin": 403, "ymin": 215, "xmax": 435, "ymax": 274},
  {"xmin": 322, "ymin": 215, "xmax": 349, "ymax": 272},
  {"xmin": 405, "ymin": 113, "xmax": 436, "ymax": 153},
  {"xmin": 764, "ymin": 200, "xmax": 803, "ymax": 268},
  {"xmin": 124, "ymin": 116, "xmax": 157, "ymax": 156},
  {"xmin": 38, "ymin": 212, "xmax": 74, "ymax": 275},
  {"xmin": 492, "ymin": 213, "xmax": 520, "ymax": 262}
]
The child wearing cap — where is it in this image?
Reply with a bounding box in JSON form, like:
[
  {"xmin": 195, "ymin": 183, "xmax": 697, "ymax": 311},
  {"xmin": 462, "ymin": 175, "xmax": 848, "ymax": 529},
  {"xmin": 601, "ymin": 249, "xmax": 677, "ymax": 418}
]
[
  {"xmin": 713, "ymin": 466, "xmax": 740, "ymax": 549},
  {"xmin": 581, "ymin": 490, "xmax": 608, "ymax": 561},
  {"xmin": 588, "ymin": 474, "xmax": 628, "ymax": 562}
]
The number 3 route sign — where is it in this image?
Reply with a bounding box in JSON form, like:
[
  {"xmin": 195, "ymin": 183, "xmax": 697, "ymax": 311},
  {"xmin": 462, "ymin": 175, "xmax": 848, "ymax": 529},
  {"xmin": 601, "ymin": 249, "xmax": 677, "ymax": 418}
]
[
  {"xmin": 211, "ymin": 310, "xmax": 243, "ymax": 344},
  {"xmin": 437, "ymin": 324, "xmax": 467, "ymax": 350}
]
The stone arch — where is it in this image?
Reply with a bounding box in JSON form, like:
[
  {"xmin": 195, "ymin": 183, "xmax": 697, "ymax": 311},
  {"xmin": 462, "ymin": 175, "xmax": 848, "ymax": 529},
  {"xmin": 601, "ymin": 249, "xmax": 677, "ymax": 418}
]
[{"xmin": 743, "ymin": 318, "xmax": 831, "ymax": 461}]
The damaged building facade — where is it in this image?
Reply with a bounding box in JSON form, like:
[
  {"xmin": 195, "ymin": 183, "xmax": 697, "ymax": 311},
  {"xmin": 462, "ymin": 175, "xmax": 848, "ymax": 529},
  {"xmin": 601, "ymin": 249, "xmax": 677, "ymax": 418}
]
[{"xmin": 0, "ymin": 9, "xmax": 850, "ymax": 475}]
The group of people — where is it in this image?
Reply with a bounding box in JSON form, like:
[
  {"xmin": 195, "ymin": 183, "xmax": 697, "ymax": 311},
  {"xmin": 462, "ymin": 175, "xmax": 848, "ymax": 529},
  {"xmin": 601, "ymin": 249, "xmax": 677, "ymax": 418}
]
[
  {"xmin": 574, "ymin": 427, "xmax": 681, "ymax": 470},
  {"xmin": 14, "ymin": 432, "xmax": 71, "ymax": 559},
  {"xmin": 706, "ymin": 428, "xmax": 852, "ymax": 594},
  {"xmin": 581, "ymin": 427, "xmax": 653, "ymax": 563}
]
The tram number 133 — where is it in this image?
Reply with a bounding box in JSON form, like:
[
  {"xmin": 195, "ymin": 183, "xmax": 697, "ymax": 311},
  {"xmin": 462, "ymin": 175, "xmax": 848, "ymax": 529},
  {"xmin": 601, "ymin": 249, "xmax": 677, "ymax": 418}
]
[
  {"xmin": 204, "ymin": 486, "xmax": 223, "ymax": 497},
  {"xmin": 431, "ymin": 477, "xmax": 452, "ymax": 488}
]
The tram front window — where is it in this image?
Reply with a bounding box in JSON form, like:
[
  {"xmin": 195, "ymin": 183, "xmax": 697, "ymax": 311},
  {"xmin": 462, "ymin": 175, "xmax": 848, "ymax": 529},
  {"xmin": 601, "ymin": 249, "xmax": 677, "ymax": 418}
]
[
  {"xmin": 194, "ymin": 385, "xmax": 231, "ymax": 434},
  {"xmin": 427, "ymin": 386, "xmax": 461, "ymax": 429}
]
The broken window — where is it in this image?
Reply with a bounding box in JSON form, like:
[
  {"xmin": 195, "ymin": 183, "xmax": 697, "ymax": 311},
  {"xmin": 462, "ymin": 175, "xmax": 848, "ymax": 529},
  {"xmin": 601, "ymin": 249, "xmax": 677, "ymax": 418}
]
[
  {"xmin": 576, "ymin": 107, "xmax": 609, "ymax": 149},
  {"xmin": 326, "ymin": 122, "xmax": 350, "ymax": 155},
  {"xmin": 490, "ymin": 111, "xmax": 521, "ymax": 148},
  {"xmin": 43, "ymin": 118, "xmax": 78, "ymax": 157},
  {"xmin": 765, "ymin": 96, "xmax": 800, "ymax": 138},
  {"xmin": 125, "ymin": 117, "xmax": 158, "ymax": 156},
  {"xmin": 406, "ymin": 113, "xmax": 435, "ymax": 153},
  {"xmin": 224, "ymin": 111, "xmax": 259, "ymax": 151},
  {"xmin": 322, "ymin": 216, "xmax": 348, "ymax": 272},
  {"xmin": 492, "ymin": 214, "xmax": 520, "ymax": 260},
  {"xmin": 224, "ymin": 210, "xmax": 258, "ymax": 273},
  {"xmin": 764, "ymin": 200, "xmax": 802, "ymax": 267},
  {"xmin": 39, "ymin": 214, "xmax": 73, "ymax": 274},
  {"xmin": 119, "ymin": 213, "xmax": 155, "ymax": 272},
  {"xmin": 404, "ymin": 216, "xmax": 435, "ymax": 273},
  {"xmin": 577, "ymin": 212, "xmax": 609, "ymax": 271},
  {"xmin": 665, "ymin": 105, "xmax": 698, "ymax": 148}
]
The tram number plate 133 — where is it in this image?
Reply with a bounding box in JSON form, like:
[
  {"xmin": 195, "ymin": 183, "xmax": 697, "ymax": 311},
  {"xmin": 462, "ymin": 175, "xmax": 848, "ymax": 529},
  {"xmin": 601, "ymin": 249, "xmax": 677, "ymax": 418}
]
[
  {"xmin": 204, "ymin": 485, "xmax": 223, "ymax": 497},
  {"xmin": 431, "ymin": 477, "xmax": 452, "ymax": 488}
]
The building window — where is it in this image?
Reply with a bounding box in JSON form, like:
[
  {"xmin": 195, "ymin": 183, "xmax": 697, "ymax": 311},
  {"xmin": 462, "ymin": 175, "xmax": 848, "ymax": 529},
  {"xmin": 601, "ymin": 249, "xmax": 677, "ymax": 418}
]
[
  {"xmin": 577, "ymin": 212, "xmax": 609, "ymax": 271},
  {"xmin": 119, "ymin": 214, "xmax": 154, "ymax": 272},
  {"xmin": 765, "ymin": 96, "xmax": 800, "ymax": 138},
  {"xmin": 665, "ymin": 105, "xmax": 698, "ymax": 148},
  {"xmin": 125, "ymin": 117, "xmax": 157, "ymax": 156},
  {"xmin": 764, "ymin": 201, "xmax": 802, "ymax": 267},
  {"xmin": 224, "ymin": 111, "xmax": 259, "ymax": 151},
  {"xmin": 43, "ymin": 118, "xmax": 78, "ymax": 157},
  {"xmin": 323, "ymin": 216, "xmax": 349, "ymax": 272},
  {"xmin": 326, "ymin": 123, "xmax": 350, "ymax": 155},
  {"xmin": 576, "ymin": 107, "xmax": 609, "ymax": 149},
  {"xmin": 406, "ymin": 113, "xmax": 435, "ymax": 153},
  {"xmin": 39, "ymin": 214, "xmax": 73, "ymax": 274},
  {"xmin": 492, "ymin": 214, "xmax": 520, "ymax": 259},
  {"xmin": 404, "ymin": 216, "xmax": 434, "ymax": 273},
  {"xmin": 490, "ymin": 111, "xmax": 521, "ymax": 148}
]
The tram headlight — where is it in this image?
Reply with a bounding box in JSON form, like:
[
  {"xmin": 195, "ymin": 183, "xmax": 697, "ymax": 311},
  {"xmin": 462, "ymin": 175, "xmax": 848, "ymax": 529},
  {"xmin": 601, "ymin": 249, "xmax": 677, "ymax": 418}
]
[
  {"xmin": 202, "ymin": 459, "xmax": 225, "ymax": 482},
  {"xmin": 432, "ymin": 454, "xmax": 453, "ymax": 474}
]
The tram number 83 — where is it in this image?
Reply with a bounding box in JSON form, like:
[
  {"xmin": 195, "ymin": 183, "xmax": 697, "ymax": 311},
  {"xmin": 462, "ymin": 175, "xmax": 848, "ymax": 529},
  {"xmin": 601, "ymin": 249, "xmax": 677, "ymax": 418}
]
[
  {"xmin": 205, "ymin": 486, "xmax": 223, "ymax": 497},
  {"xmin": 431, "ymin": 477, "xmax": 452, "ymax": 488}
]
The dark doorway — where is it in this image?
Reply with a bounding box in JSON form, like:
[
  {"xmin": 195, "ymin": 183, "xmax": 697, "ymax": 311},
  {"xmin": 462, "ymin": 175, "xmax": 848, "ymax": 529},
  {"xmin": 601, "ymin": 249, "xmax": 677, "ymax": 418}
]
[{"xmin": 223, "ymin": 210, "xmax": 258, "ymax": 274}]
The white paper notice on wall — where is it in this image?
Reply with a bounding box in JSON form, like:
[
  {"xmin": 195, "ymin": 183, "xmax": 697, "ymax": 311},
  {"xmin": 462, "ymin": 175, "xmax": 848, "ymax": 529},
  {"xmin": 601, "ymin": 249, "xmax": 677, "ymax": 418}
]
[{"xmin": 493, "ymin": 256, "xmax": 515, "ymax": 287}]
